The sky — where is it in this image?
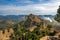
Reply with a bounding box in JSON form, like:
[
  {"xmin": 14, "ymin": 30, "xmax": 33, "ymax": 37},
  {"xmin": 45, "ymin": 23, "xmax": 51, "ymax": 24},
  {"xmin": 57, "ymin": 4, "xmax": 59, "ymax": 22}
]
[{"xmin": 0, "ymin": 0, "xmax": 60, "ymax": 15}]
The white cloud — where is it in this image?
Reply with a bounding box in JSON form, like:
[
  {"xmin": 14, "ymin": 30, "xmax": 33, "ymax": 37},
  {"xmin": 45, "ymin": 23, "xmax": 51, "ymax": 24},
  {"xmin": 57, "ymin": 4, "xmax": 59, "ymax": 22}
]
[
  {"xmin": 0, "ymin": 0, "xmax": 60, "ymax": 15},
  {"xmin": 15, "ymin": 0, "xmax": 34, "ymax": 4}
]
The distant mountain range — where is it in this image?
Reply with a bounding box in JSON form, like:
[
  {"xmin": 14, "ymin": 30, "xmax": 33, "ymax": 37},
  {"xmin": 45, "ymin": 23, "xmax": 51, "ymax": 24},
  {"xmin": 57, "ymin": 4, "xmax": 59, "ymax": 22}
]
[
  {"xmin": 0, "ymin": 14, "xmax": 60, "ymax": 31},
  {"xmin": 0, "ymin": 15, "xmax": 25, "ymax": 22},
  {"xmin": 0, "ymin": 15, "xmax": 55, "ymax": 22}
]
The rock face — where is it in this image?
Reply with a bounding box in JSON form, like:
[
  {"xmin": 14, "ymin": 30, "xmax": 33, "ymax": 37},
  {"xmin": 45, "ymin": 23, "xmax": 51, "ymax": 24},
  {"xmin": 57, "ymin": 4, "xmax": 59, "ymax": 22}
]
[
  {"xmin": 40, "ymin": 36, "xmax": 48, "ymax": 40},
  {"xmin": 40, "ymin": 36, "xmax": 60, "ymax": 40},
  {"xmin": 0, "ymin": 28, "xmax": 14, "ymax": 40},
  {"xmin": 20, "ymin": 14, "xmax": 47, "ymax": 31}
]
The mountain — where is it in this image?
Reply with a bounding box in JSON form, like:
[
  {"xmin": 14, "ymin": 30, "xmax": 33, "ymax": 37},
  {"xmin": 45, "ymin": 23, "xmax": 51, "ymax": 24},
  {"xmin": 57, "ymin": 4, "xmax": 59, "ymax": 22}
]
[
  {"xmin": 0, "ymin": 15, "xmax": 55, "ymax": 22},
  {"xmin": 0, "ymin": 15, "xmax": 55, "ymax": 26},
  {"xmin": 0, "ymin": 15, "xmax": 25, "ymax": 22},
  {"xmin": 19, "ymin": 14, "xmax": 47, "ymax": 32},
  {"xmin": 0, "ymin": 20, "xmax": 14, "ymax": 27},
  {"xmin": 0, "ymin": 15, "xmax": 56, "ymax": 27}
]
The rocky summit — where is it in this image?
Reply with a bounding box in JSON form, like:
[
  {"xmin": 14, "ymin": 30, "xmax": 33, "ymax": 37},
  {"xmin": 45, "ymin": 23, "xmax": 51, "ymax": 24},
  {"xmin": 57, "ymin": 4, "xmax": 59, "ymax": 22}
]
[{"xmin": 20, "ymin": 14, "xmax": 47, "ymax": 31}]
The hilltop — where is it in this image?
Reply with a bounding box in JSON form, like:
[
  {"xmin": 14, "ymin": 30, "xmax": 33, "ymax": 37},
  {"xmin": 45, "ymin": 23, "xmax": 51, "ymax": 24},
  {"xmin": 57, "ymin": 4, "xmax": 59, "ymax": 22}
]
[{"xmin": 19, "ymin": 14, "xmax": 47, "ymax": 30}]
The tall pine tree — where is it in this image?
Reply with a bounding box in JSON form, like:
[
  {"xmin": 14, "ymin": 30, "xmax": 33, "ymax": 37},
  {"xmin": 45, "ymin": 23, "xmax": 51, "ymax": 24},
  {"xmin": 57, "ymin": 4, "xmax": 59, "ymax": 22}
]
[{"xmin": 55, "ymin": 6, "xmax": 60, "ymax": 22}]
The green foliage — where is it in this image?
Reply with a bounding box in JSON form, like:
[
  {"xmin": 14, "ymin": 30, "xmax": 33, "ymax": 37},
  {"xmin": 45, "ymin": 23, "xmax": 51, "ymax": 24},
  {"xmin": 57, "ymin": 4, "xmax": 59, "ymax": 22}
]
[
  {"xmin": 44, "ymin": 28, "xmax": 50, "ymax": 36},
  {"xmin": 55, "ymin": 6, "xmax": 60, "ymax": 22},
  {"xmin": 10, "ymin": 22, "xmax": 55, "ymax": 40},
  {"xmin": 25, "ymin": 32, "xmax": 39, "ymax": 40}
]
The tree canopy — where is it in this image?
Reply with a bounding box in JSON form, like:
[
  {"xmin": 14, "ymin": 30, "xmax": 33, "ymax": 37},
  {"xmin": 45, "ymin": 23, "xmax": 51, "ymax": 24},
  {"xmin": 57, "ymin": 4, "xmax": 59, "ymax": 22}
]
[{"xmin": 55, "ymin": 6, "xmax": 60, "ymax": 22}]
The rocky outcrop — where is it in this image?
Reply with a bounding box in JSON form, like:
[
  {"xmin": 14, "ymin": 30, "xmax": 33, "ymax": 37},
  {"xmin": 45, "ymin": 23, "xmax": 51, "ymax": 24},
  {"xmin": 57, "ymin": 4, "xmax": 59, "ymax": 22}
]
[
  {"xmin": 40, "ymin": 36, "xmax": 59, "ymax": 40},
  {"xmin": 0, "ymin": 28, "xmax": 14, "ymax": 40},
  {"xmin": 20, "ymin": 14, "xmax": 47, "ymax": 31},
  {"xmin": 40, "ymin": 36, "xmax": 48, "ymax": 40},
  {"xmin": 22, "ymin": 14, "xmax": 46, "ymax": 26}
]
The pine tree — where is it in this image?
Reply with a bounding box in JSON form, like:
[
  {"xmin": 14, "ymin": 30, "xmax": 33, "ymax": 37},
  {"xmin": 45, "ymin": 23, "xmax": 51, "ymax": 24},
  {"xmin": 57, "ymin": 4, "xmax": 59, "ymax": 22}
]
[{"xmin": 55, "ymin": 6, "xmax": 60, "ymax": 22}]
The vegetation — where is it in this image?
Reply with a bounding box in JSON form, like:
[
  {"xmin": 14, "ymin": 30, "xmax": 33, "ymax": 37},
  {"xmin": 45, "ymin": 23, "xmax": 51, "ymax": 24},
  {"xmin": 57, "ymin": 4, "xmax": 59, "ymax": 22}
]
[
  {"xmin": 10, "ymin": 23, "xmax": 57, "ymax": 40},
  {"xmin": 10, "ymin": 14, "xmax": 58, "ymax": 40},
  {"xmin": 55, "ymin": 6, "xmax": 60, "ymax": 22},
  {"xmin": 0, "ymin": 14, "xmax": 58, "ymax": 40}
]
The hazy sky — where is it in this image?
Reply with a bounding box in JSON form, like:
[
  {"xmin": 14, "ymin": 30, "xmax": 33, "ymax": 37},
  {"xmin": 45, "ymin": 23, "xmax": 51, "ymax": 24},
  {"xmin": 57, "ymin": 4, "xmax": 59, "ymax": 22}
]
[{"xmin": 0, "ymin": 0, "xmax": 60, "ymax": 15}]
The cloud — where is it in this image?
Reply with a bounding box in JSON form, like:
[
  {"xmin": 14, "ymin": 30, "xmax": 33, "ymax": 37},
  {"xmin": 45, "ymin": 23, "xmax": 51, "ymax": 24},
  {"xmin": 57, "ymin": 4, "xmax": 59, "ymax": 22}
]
[
  {"xmin": 0, "ymin": 0, "xmax": 60, "ymax": 15},
  {"xmin": 0, "ymin": 0, "xmax": 36, "ymax": 6}
]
